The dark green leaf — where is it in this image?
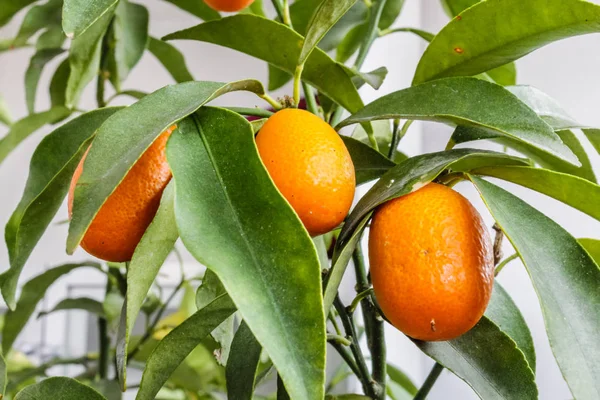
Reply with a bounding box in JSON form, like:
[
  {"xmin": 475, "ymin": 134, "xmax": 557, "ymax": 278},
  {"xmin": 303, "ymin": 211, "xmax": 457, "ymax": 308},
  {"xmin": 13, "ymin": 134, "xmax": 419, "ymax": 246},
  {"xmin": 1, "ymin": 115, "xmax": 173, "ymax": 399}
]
[
  {"xmin": 0, "ymin": 107, "xmax": 71, "ymax": 166},
  {"xmin": 15, "ymin": 377, "xmax": 106, "ymax": 399},
  {"xmin": 66, "ymin": 5, "xmax": 115, "ymax": 107},
  {"xmin": 345, "ymin": 65, "xmax": 388, "ymax": 90},
  {"xmin": 267, "ymin": 64, "xmax": 291, "ymax": 91},
  {"xmin": 226, "ymin": 321, "xmax": 262, "ymax": 400},
  {"xmin": 336, "ymin": 22, "xmax": 367, "ymax": 63},
  {"xmin": 440, "ymin": 0, "xmax": 480, "ymax": 17},
  {"xmin": 63, "ymin": 0, "xmax": 119, "ymax": 38},
  {"xmin": 0, "ymin": 353, "xmax": 6, "ymax": 397},
  {"xmin": 415, "ymin": 0, "xmax": 600, "ymax": 84},
  {"xmin": 147, "ymin": 37, "xmax": 194, "ymax": 83},
  {"xmin": 38, "ymin": 297, "xmax": 105, "ymax": 318},
  {"xmin": 49, "ymin": 58, "xmax": 70, "ymax": 108},
  {"xmin": 168, "ymin": 108, "xmax": 326, "ymax": 399},
  {"xmin": 379, "ymin": 0, "xmax": 406, "ymax": 30},
  {"xmin": 116, "ymin": 182, "xmax": 178, "ymax": 389},
  {"xmin": 341, "ymin": 135, "xmax": 395, "ymax": 185},
  {"xmin": 508, "ymin": 86, "xmax": 582, "ymax": 130},
  {"xmin": 163, "ymin": 0, "xmax": 221, "ymax": 21},
  {"xmin": 472, "ymin": 166, "xmax": 600, "ymax": 221},
  {"xmin": 67, "ymin": 80, "xmax": 265, "ymax": 254},
  {"xmin": 579, "ymin": 238, "xmax": 600, "ymax": 262},
  {"xmin": 338, "ymin": 77, "xmax": 577, "ymax": 164},
  {"xmin": 483, "ymin": 63, "xmax": 517, "ymax": 87},
  {"xmin": 416, "ymin": 317, "xmax": 537, "ymax": 399},
  {"xmin": 325, "ymin": 395, "xmax": 371, "ymax": 400},
  {"xmin": 387, "ymin": 363, "xmax": 417, "ymax": 398},
  {"xmin": 0, "ymin": 95, "xmax": 12, "ymax": 126},
  {"xmin": 107, "ymin": 1, "xmax": 149, "ymax": 90},
  {"xmin": 25, "ymin": 48, "xmax": 65, "ymax": 113},
  {"xmin": 12, "ymin": 0, "xmax": 63, "ymax": 47},
  {"xmin": 470, "ymin": 176, "xmax": 600, "ymax": 399},
  {"xmin": 163, "ymin": 15, "xmax": 364, "ymax": 113},
  {"xmin": 136, "ymin": 294, "xmax": 236, "ymax": 400},
  {"xmin": 2, "ymin": 108, "xmax": 119, "ymax": 309},
  {"xmin": 0, "ymin": 0, "xmax": 36, "ymax": 27},
  {"xmin": 299, "ymin": 0, "xmax": 358, "ymax": 65},
  {"xmin": 486, "ymin": 283, "xmax": 535, "ymax": 370},
  {"xmin": 1, "ymin": 262, "xmax": 101, "ymax": 352},
  {"xmin": 583, "ymin": 129, "xmax": 600, "ymax": 155}
]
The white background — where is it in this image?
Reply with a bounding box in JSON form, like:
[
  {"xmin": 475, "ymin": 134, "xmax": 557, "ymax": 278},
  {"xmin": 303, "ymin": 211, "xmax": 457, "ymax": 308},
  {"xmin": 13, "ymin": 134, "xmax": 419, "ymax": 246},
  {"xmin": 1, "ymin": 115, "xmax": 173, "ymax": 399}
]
[{"xmin": 1, "ymin": 0, "xmax": 600, "ymax": 398}]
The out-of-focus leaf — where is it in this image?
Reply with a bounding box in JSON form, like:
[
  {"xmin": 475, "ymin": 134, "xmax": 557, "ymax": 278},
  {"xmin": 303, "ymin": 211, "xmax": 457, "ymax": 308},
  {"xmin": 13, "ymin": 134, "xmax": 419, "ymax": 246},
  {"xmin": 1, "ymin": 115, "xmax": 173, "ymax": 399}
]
[
  {"xmin": 49, "ymin": 58, "xmax": 71, "ymax": 107},
  {"xmin": 508, "ymin": 86, "xmax": 583, "ymax": 130},
  {"xmin": 168, "ymin": 109, "xmax": 326, "ymax": 399},
  {"xmin": 415, "ymin": 0, "xmax": 600, "ymax": 84},
  {"xmin": 470, "ymin": 176, "xmax": 600, "ymax": 399},
  {"xmin": 163, "ymin": 0, "xmax": 221, "ymax": 21},
  {"xmin": 2, "ymin": 108, "xmax": 119, "ymax": 309},
  {"xmin": 107, "ymin": 1, "xmax": 149, "ymax": 90},
  {"xmin": 267, "ymin": 64, "xmax": 291, "ymax": 91},
  {"xmin": 89, "ymin": 380, "xmax": 121, "ymax": 400},
  {"xmin": 147, "ymin": 37, "xmax": 194, "ymax": 83},
  {"xmin": 440, "ymin": 0, "xmax": 480, "ymax": 17},
  {"xmin": 62, "ymin": 0, "xmax": 119, "ymax": 38},
  {"xmin": 67, "ymin": 80, "xmax": 265, "ymax": 254},
  {"xmin": 36, "ymin": 25, "xmax": 66, "ymax": 49},
  {"xmin": 379, "ymin": 0, "xmax": 406, "ymax": 30},
  {"xmin": 0, "ymin": 95, "xmax": 12, "ymax": 126},
  {"xmin": 1, "ymin": 262, "xmax": 101, "ymax": 352},
  {"xmin": 386, "ymin": 363, "xmax": 417, "ymax": 400},
  {"xmin": 583, "ymin": 129, "xmax": 600, "ymax": 155},
  {"xmin": 341, "ymin": 136, "xmax": 395, "ymax": 185},
  {"xmin": 338, "ymin": 77, "xmax": 577, "ymax": 165},
  {"xmin": 482, "ymin": 63, "xmax": 517, "ymax": 87},
  {"xmin": 109, "ymin": 90, "xmax": 147, "ymax": 102},
  {"xmin": 226, "ymin": 321, "xmax": 262, "ymax": 400},
  {"xmin": 383, "ymin": 27, "xmax": 434, "ymax": 42},
  {"xmin": 336, "ymin": 22, "xmax": 367, "ymax": 63},
  {"xmin": 66, "ymin": 5, "xmax": 115, "ymax": 107},
  {"xmin": 579, "ymin": 238, "xmax": 600, "ymax": 262},
  {"xmin": 0, "ymin": 107, "xmax": 71, "ymax": 166},
  {"xmin": 486, "ymin": 283, "xmax": 535, "ymax": 370},
  {"xmin": 116, "ymin": 182, "xmax": 178, "ymax": 389},
  {"xmin": 163, "ymin": 15, "xmax": 364, "ymax": 112},
  {"xmin": 352, "ymin": 119, "xmax": 392, "ymax": 152},
  {"xmin": 38, "ymin": 297, "xmax": 105, "ymax": 318},
  {"xmin": 416, "ymin": 317, "xmax": 537, "ymax": 399},
  {"xmin": 0, "ymin": 353, "xmax": 6, "ymax": 398},
  {"xmin": 0, "ymin": 0, "xmax": 37, "ymax": 27},
  {"xmin": 136, "ymin": 294, "xmax": 236, "ymax": 400},
  {"xmin": 25, "ymin": 48, "xmax": 65, "ymax": 113},
  {"xmin": 14, "ymin": 377, "xmax": 106, "ymax": 399},
  {"xmin": 12, "ymin": 0, "xmax": 63, "ymax": 46}
]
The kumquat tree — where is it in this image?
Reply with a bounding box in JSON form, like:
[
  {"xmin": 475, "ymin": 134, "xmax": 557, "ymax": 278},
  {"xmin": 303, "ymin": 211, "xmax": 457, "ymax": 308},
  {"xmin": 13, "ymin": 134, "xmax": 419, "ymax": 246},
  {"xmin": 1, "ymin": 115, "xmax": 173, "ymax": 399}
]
[{"xmin": 0, "ymin": 0, "xmax": 599, "ymax": 399}]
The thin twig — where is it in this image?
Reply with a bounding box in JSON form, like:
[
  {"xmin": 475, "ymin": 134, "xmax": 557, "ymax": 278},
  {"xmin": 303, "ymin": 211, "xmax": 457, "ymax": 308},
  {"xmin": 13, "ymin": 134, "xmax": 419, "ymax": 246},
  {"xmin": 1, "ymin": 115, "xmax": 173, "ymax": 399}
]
[
  {"xmin": 414, "ymin": 363, "xmax": 444, "ymax": 400},
  {"xmin": 495, "ymin": 253, "xmax": 518, "ymax": 276},
  {"xmin": 493, "ymin": 223, "xmax": 504, "ymax": 265}
]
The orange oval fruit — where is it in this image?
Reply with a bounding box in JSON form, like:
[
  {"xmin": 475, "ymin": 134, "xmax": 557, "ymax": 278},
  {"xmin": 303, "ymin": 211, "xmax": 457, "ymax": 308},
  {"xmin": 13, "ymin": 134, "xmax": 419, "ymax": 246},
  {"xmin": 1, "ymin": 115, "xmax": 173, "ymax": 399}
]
[
  {"xmin": 369, "ymin": 183, "xmax": 494, "ymax": 341},
  {"xmin": 68, "ymin": 126, "xmax": 176, "ymax": 262},
  {"xmin": 256, "ymin": 109, "xmax": 355, "ymax": 236},
  {"xmin": 203, "ymin": 0, "xmax": 254, "ymax": 12}
]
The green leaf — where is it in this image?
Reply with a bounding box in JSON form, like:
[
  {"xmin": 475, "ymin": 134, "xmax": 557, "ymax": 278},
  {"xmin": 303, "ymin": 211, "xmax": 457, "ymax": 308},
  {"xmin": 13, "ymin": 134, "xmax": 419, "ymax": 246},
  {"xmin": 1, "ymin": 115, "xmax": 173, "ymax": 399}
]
[
  {"xmin": 226, "ymin": 321, "xmax": 262, "ymax": 400},
  {"xmin": 387, "ymin": 364, "xmax": 417, "ymax": 399},
  {"xmin": 415, "ymin": 0, "xmax": 600, "ymax": 84},
  {"xmin": 136, "ymin": 294, "xmax": 236, "ymax": 400},
  {"xmin": 579, "ymin": 238, "xmax": 600, "ymax": 262},
  {"xmin": 324, "ymin": 149, "xmax": 528, "ymax": 313},
  {"xmin": 583, "ymin": 128, "xmax": 600, "ymax": 155},
  {"xmin": 15, "ymin": 377, "xmax": 106, "ymax": 399},
  {"xmin": 379, "ymin": 0, "xmax": 406, "ymax": 30},
  {"xmin": 12, "ymin": 0, "xmax": 63, "ymax": 47},
  {"xmin": 0, "ymin": 0, "xmax": 37, "ymax": 27},
  {"xmin": 38, "ymin": 297, "xmax": 105, "ymax": 318},
  {"xmin": 0, "ymin": 107, "xmax": 71, "ymax": 166},
  {"xmin": 62, "ymin": 0, "xmax": 119, "ymax": 38},
  {"xmin": 298, "ymin": 0, "xmax": 358, "ymax": 65},
  {"xmin": 483, "ymin": 62, "xmax": 517, "ymax": 87},
  {"xmin": 325, "ymin": 395, "xmax": 371, "ymax": 400},
  {"xmin": 36, "ymin": 25, "xmax": 66, "ymax": 50},
  {"xmin": 25, "ymin": 48, "xmax": 65, "ymax": 113},
  {"xmin": 352, "ymin": 119, "xmax": 392, "ymax": 153},
  {"xmin": 0, "ymin": 353, "xmax": 6, "ymax": 398},
  {"xmin": 341, "ymin": 135, "xmax": 395, "ymax": 185},
  {"xmin": 67, "ymin": 79, "xmax": 265, "ymax": 254},
  {"xmin": 383, "ymin": 27, "xmax": 434, "ymax": 42},
  {"xmin": 163, "ymin": 0, "xmax": 221, "ymax": 21},
  {"xmin": 486, "ymin": 283, "xmax": 535, "ymax": 371},
  {"xmin": 470, "ymin": 176, "xmax": 600, "ymax": 399},
  {"xmin": 345, "ymin": 65, "xmax": 388, "ymax": 90},
  {"xmin": 338, "ymin": 77, "xmax": 577, "ymax": 165},
  {"xmin": 107, "ymin": 1, "xmax": 149, "ymax": 90},
  {"xmin": 147, "ymin": 37, "xmax": 194, "ymax": 83},
  {"xmin": 116, "ymin": 182, "xmax": 178, "ymax": 389},
  {"xmin": 2, "ymin": 108, "xmax": 119, "ymax": 309},
  {"xmin": 88, "ymin": 380, "xmax": 121, "ymax": 400},
  {"xmin": 49, "ymin": 58, "xmax": 71, "ymax": 107},
  {"xmin": 66, "ymin": 4, "xmax": 115, "ymax": 107},
  {"xmin": 416, "ymin": 317, "xmax": 537, "ymax": 399},
  {"xmin": 2, "ymin": 262, "xmax": 101, "ymax": 352},
  {"xmin": 472, "ymin": 166, "xmax": 600, "ymax": 221},
  {"xmin": 0, "ymin": 94, "xmax": 12, "ymax": 126},
  {"xmin": 336, "ymin": 22, "xmax": 367, "ymax": 63},
  {"xmin": 508, "ymin": 86, "xmax": 582, "ymax": 130},
  {"xmin": 267, "ymin": 64, "xmax": 291, "ymax": 91},
  {"xmin": 168, "ymin": 108, "xmax": 326, "ymax": 399},
  {"xmin": 440, "ymin": 0, "xmax": 479, "ymax": 17},
  {"xmin": 163, "ymin": 15, "xmax": 364, "ymax": 113}
]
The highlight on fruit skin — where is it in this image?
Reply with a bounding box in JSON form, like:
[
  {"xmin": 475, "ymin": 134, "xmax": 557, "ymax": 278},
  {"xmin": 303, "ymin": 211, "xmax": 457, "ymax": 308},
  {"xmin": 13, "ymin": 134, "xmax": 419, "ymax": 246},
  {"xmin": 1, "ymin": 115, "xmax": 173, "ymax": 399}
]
[
  {"xmin": 368, "ymin": 183, "xmax": 494, "ymax": 341},
  {"xmin": 68, "ymin": 125, "xmax": 177, "ymax": 262},
  {"xmin": 255, "ymin": 108, "xmax": 356, "ymax": 237},
  {"xmin": 203, "ymin": 0, "xmax": 255, "ymax": 12}
]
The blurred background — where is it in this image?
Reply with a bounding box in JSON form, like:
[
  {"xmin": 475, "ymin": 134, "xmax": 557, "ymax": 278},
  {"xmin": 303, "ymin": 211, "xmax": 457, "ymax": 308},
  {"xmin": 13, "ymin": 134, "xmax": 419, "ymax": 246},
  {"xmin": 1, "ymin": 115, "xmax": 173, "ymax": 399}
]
[{"xmin": 1, "ymin": 0, "xmax": 599, "ymax": 398}]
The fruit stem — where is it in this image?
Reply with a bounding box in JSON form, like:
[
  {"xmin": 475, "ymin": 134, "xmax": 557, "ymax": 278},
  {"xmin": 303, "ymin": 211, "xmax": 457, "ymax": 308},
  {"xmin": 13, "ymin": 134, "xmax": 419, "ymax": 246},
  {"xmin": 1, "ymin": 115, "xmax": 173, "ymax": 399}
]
[
  {"xmin": 414, "ymin": 362, "xmax": 444, "ymax": 400},
  {"xmin": 353, "ymin": 243, "xmax": 386, "ymax": 399},
  {"xmin": 259, "ymin": 93, "xmax": 283, "ymax": 110},
  {"xmin": 293, "ymin": 64, "xmax": 304, "ymax": 107}
]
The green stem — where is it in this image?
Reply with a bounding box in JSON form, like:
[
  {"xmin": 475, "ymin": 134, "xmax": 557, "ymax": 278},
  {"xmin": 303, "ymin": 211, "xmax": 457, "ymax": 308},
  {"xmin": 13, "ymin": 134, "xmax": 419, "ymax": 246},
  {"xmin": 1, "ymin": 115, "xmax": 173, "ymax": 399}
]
[
  {"xmin": 353, "ymin": 244, "xmax": 386, "ymax": 399},
  {"xmin": 327, "ymin": 333, "xmax": 352, "ymax": 347},
  {"xmin": 495, "ymin": 253, "xmax": 518, "ymax": 276},
  {"xmin": 329, "ymin": 312, "xmax": 343, "ymax": 336},
  {"xmin": 271, "ymin": 0, "xmax": 285, "ymax": 21},
  {"xmin": 348, "ymin": 288, "xmax": 374, "ymax": 314},
  {"xmin": 414, "ymin": 363, "xmax": 444, "ymax": 400},
  {"xmin": 388, "ymin": 120, "xmax": 413, "ymax": 159},
  {"xmin": 334, "ymin": 295, "xmax": 374, "ymax": 397},
  {"xmin": 302, "ymin": 82, "xmax": 320, "ymax": 115},
  {"xmin": 330, "ymin": 106, "xmax": 345, "ymax": 127},
  {"xmin": 355, "ymin": 0, "xmax": 388, "ymax": 70},
  {"xmin": 96, "ymin": 23, "xmax": 111, "ymax": 108},
  {"xmin": 98, "ymin": 317, "xmax": 110, "ymax": 379},
  {"xmin": 328, "ymin": 339, "xmax": 362, "ymax": 379},
  {"xmin": 226, "ymin": 107, "xmax": 274, "ymax": 118},
  {"xmin": 293, "ymin": 65, "xmax": 304, "ymax": 107},
  {"xmin": 259, "ymin": 93, "xmax": 283, "ymax": 110},
  {"xmin": 282, "ymin": 0, "xmax": 292, "ymax": 27}
]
